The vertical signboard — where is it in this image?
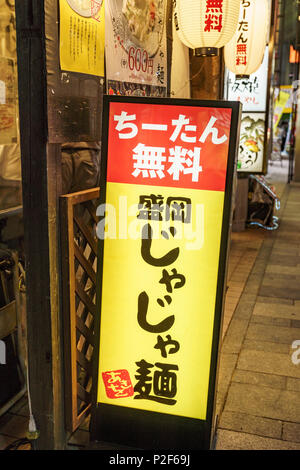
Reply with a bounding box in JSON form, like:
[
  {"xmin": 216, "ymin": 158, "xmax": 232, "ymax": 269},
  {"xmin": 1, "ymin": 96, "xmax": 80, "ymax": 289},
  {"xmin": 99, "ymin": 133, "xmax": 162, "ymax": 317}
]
[
  {"xmin": 225, "ymin": 47, "xmax": 270, "ymax": 174},
  {"xmin": 238, "ymin": 112, "xmax": 266, "ymax": 172},
  {"xmin": 91, "ymin": 96, "xmax": 241, "ymax": 450},
  {"xmin": 225, "ymin": 47, "xmax": 269, "ymax": 173},
  {"xmin": 226, "ymin": 47, "xmax": 269, "ymax": 113}
]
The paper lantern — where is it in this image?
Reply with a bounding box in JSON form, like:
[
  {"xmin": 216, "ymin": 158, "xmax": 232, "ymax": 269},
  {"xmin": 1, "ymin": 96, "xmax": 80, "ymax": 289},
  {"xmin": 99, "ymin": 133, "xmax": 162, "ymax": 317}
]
[
  {"xmin": 174, "ymin": 0, "xmax": 241, "ymax": 56},
  {"xmin": 224, "ymin": 0, "xmax": 269, "ymax": 79}
]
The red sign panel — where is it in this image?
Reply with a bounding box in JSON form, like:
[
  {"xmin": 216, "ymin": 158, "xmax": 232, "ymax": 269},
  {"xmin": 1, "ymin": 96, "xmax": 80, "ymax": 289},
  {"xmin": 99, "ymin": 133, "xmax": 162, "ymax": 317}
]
[{"xmin": 107, "ymin": 102, "xmax": 232, "ymax": 192}]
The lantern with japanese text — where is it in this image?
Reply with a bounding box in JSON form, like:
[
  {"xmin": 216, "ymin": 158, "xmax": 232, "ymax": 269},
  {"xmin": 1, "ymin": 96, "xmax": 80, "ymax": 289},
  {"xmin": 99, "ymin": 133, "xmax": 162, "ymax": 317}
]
[
  {"xmin": 173, "ymin": 0, "xmax": 241, "ymax": 57},
  {"xmin": 224, "ymin": 0, "xmax": 269, "ymax": 79}
]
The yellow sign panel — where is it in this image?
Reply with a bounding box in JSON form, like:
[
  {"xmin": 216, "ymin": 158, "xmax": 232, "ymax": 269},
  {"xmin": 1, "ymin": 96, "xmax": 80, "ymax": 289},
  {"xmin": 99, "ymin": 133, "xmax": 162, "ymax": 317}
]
[
  {"xmin": 280, "ymin": 85, "xmax": 293, "ymax": 114},
  {"xmin": 59, "ymin": 0, "xmax": 105, "ymax": 76},
  {"xmin": 274, "ymin": 89, "xmax": 291, "ymax": 130},
  {"xmin": 97, "ymin": 182, "xmax": 225, "ymax": 421}
]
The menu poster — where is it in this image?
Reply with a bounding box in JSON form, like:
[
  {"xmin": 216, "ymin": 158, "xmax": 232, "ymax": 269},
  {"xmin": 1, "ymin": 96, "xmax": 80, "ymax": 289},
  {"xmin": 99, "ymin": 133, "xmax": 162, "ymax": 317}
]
[
  {"xmin": 238, "ymin": 113, "xmax": 265, "ymax": 173},
  {"xmin": 225, "ymin": 47, "xmax": 269, "ymax": 113},
  {"xmin": 105, "ymin": 0, "xmax": 167, "ymax": 97},
  {"xmin": 0, "ymin": 58, "xmax": 17, "ymax": 145},
  {"xmin": 59, "ymin": 0, "xmax": 105, "ymax": 76}
]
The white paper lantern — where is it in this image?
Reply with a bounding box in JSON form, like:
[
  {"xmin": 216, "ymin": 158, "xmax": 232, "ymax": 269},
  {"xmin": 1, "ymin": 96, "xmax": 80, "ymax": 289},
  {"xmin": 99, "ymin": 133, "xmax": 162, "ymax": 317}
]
[
  {"xmin": 224, "ymin": 0, "xmax": 269, "ymax": 78},
  {"xmin": 174, "ymin": 0, "xmax": 241, "ymax": 56}
]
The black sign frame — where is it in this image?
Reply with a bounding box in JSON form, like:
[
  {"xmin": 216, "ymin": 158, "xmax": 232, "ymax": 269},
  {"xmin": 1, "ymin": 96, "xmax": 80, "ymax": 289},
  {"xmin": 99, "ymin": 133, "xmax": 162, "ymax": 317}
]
[{"xmin": 90, "ymin": 95, "xmax": 242, "ymax": 450}]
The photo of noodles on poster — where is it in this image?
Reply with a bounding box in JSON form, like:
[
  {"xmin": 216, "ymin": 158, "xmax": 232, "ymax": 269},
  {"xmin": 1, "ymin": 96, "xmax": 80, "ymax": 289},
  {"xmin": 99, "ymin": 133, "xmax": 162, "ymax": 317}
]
[
  {"xmin": 66, "ymin": 0, "xmax": 103, "ymax": 18},
  {"xmin": 105, "ymin": 0, "xmax": 167, "ymax": 96}
]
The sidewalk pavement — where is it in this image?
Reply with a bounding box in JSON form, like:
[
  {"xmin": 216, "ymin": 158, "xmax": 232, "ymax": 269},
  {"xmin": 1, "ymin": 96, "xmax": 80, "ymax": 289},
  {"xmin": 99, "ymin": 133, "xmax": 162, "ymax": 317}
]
[{"xmin": 215, "ymin": 181, "xmax": 300, "ymax": 450}]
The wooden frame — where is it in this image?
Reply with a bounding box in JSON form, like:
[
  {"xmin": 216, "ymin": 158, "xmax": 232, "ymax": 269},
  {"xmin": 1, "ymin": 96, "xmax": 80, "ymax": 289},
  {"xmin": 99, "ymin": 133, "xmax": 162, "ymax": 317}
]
[
  {"xmin": 15, "ymin": 0, "xmax": 65, "ymax": 449},
  {"xmin": 60, "ymin": 188, "xmax": 100, "ymax": 433}
]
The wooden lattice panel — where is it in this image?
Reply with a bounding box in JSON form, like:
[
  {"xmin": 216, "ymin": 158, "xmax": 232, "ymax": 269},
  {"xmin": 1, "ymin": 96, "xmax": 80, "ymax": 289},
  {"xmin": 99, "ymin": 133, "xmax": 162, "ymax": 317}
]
[{"xmin": 60, "ymin": 188, "xmax": 99, "ymax": 432}]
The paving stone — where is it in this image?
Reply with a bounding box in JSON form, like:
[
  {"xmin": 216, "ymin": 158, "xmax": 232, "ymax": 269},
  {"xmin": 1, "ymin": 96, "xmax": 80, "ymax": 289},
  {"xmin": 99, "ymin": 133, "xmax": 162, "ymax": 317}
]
[
  {"xmin": 234, "ymin": 266, "xmax": 256, "ymax": 275},
  {"xmin": 232, "ymin": 369, "xmax": 287, "ymax": 390},
  {"xmin": 225, "ymin": 382, "xmax": 300, "ymax": 422},
  {"xmin": 272, "ymin": 240, "xmax": 300, "ymax": 249},
  {"xmin": 243, "ymin": 339, "xmax": 290, "ymax": 354},
  {"xmin": 277, "ymin": 220, "xmax": 300, "ymax": 231},
  {"xmin": 286, "ymin": 377, "xmax": 300, "ymax": 392},
  {"xmin": 263, "ymin": 271, "xmax": 300, "ymax": 282},
  {"xmin": 231, "ymin": 301, "xmax": 254, "ymax": 321},
  {"xmin": 252, "ymin": 302, "xmax": 300, "ymax": 320},
  {"xmin": 266, "ymin": 265, "xmax": 300, "ymax": 275},
  {"xmin": 274, "ymin": 232, "xmax": 300, "ymax": 242},
  {"xmin": 237, "ymin": 349, "xmax": 300, "ymax": 379},
  {"xmin": 221, "ymin": 318, "xmax": 250, "ymax": 354},
  {"xmin": 281, "ymin": 214, "xmax": 300, "ymax": 222},
  {"xmin": 239, "ymin": 293, "xmax": 257, "ymax": 302},
  {"xmin": 218, "ymin": 410, "xmax": 282, "ymax": 439},
  {"xmin": 227, "ymin": 281, "xmax": 244, "ymax": 294},
  {"xmin": 282, "ymin": 422, "xmax": 300, "ymax": 443},
  {"xmin": 277, "ymin": 198, "xmax": 300, "ymax": 207},
  {"xmin": 215, "ymin": 353, "xmax": 238, "ymax": 417},
  {"xmin": 256, "ymin": 296, "xmax": 294, "ymax": 305},
  {"xmin": 259, "ymin": 285, "xmax": 300, "ymax": 300},
  {"xmin": 262, "ymin": 277, "xmax": 300, "ymax": 291},
  {"xmin": 224, "ymin": 299, "xmax": 238, "ymax": 309},
  {"xmin": 215, "ymin": 429, "xmax": 300, "ymax": 450},
  {"xmin": 271, "ymin": 249, "xmax": 300, "ymax": 259},
  {"xmin": 271, "ymin": 317, "xmax": 292, "ymax": 327},
  {"xmin": 225, "ymin": 290, "xmax": 236, "ymax": 303},
  {"xmin": 247, "ymin": 272, "xmax": 264, "ymax": 283},
  {"xmin": 229, "ymin": 273, "xmax": 249, "ymax": 283},
  {"xmin": 228, "ymin": 281, "xmax": 245, "ymax": 288},
  {"xmin": 243, "ymin": 281, "xmax": 261, "ymax": 295},
  {"xmin": 250, "ymin": 315, "xmax": 291, "ymax": 327},
  {"xmin": 246, "ymin": 322, "xmax": 300, "ymax": 345},
  {"xmin": 272, "ymin": 245, "xmax": 300, "ymax": 257},
  {"xmin": 251, "ymin": 261, "xmax": 268, "ymax": 276}
]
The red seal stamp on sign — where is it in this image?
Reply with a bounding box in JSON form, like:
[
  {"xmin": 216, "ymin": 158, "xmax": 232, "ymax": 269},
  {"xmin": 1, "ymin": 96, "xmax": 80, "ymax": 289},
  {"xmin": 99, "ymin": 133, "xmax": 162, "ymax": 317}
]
[{"xmin": 102, "ymin": 369, "xmax": 134, "ymax": 399}]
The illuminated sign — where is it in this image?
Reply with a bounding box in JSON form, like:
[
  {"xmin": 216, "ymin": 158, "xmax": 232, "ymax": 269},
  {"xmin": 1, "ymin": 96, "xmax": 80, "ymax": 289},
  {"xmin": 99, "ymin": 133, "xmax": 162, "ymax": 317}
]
[
  {"xmin": 225, "ymin": 47, "xmax": 269, "ymax": 113},
  {"xmin": 238, "ymin": 112, "xmax": 266, "ymax": 173},
  {"xmin": 91, "ymin": 96, "xmax": 241, "ymax": 450},
  {"xmin": 225, "ymin": 47, "xmax": 270, "ymax": 174}
]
